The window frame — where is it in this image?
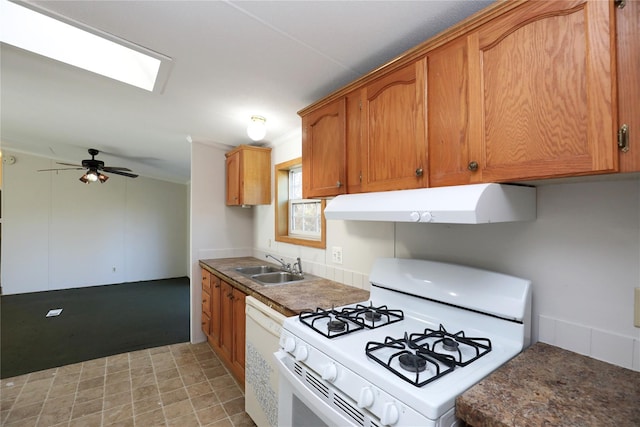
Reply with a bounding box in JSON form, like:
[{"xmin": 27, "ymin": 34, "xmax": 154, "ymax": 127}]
[{"xmin": 274, "ymin": 158, "xmax": 326, "ymax": 249}]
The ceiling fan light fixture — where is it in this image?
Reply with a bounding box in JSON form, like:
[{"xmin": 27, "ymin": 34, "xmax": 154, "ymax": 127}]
[
  {"xmin": 98, "ymin": 173, "xmax": 109, "ymax": 183},
  {"xmin": 86, "ymin": 169, "xmax": 99, "ymax": 182},
  {"xmin": 247, "ymin": 115, "xmax": 267, "ymax": 141}
]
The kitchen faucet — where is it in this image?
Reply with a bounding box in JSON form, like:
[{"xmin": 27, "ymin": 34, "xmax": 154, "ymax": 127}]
[
  {"xmin": 266, "ymin": 254, "xmax": 290, "ymax": 271},
  {"xmin": 292, "ymin": 257, "xmax": 303, "ymax": 276}
]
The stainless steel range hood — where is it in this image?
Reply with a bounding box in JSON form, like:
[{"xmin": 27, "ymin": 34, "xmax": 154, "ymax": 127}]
[{"xmin": 324, "ymin": 183, "xmax": 536, "ymax": 223}]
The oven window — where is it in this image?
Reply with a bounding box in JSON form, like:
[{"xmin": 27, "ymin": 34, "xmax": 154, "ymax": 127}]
[{"xmin": 292, "ymin": 395, "xmax": 328, "ymax": 427}]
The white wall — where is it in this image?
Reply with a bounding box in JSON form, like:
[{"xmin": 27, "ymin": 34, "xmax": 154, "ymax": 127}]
[
  {"xmin": 1, "ymin": 151, "xmax": 188, "ymax": 294},
  {"xmin": 259, "ymin": 140, "xmax": 640, "ymax": 371},
  {"xmin": 189, "ymin": 142, "xmax": 254, "ymax": 343}
]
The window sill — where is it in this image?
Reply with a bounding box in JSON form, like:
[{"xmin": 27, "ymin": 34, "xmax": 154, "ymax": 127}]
[{"xmin": 275, "ymin": 234, "xmax": 325, "ymax": 249}]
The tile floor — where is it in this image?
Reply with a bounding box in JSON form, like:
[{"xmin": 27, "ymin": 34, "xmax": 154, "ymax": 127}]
[{"xmin": 0, "ymin": 342, "xmax": 256, "ymax": 427}]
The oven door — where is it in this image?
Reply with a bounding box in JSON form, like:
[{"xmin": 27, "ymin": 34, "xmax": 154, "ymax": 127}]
[{"xmin": 275, "ymin": 350, "xmax": 359, "ymax": 427}]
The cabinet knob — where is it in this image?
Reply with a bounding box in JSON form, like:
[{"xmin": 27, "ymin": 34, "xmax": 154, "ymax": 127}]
[
  {"xmin": 467, "ymin": 161, "xmax": 479, "ymax": 172},
  {"xmin": 415, "ymin": 168, "xmax": 423, "ymax": 177},
  {"xmin": 336, "ymin": 181, "xmax": 343, "ymax": 188}
]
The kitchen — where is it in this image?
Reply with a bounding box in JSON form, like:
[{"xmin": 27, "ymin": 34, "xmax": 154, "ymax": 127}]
[{"xmin": 2, "ymin": 0, "xmax": 639, "ymax": 426}]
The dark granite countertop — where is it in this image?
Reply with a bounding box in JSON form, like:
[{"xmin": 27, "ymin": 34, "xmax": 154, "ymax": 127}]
[
  {"xmin": 199, "ymin": 257, "xmax": 370, "ymax": 317},
  {"xmin": 456, "ymin": 342, "xmax": 640, "ymax": 427}
]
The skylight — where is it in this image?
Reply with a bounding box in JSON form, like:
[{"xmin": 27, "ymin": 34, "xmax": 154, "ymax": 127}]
[{"xmin": 0, "ymin": 0, "xmax": 169, "ymax": 92}]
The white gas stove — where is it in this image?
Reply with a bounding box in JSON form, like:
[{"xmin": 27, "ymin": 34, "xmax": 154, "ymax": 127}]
[{"xmin": 275, "ymin": 258, "xmax": 531, "ymax": 427}]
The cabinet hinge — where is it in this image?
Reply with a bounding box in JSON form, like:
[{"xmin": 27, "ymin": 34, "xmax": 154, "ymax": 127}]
[
  {"xmin": 359, "ymin": 100, "xmax": 362, "ymax": 110},
  {"xmin": 614, "ymin": 0, "xmax": 626, "ymax": 9},
  {"xmin": 618, "ymin": 124, "xmax": 629, "ymax": 152},
  {"xmin": 359, "ymin": 171, "xmax": 362, "ymax": 183}
]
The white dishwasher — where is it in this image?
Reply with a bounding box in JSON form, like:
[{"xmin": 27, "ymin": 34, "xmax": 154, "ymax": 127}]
[{"xmin": 245, "ymin": 296, "xmax": 287, "ymax": 427}]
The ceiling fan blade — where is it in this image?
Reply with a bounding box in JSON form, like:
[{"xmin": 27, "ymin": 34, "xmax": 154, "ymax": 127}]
[
  {"xmin": 37, "ymin": 167, "xmax": 85, "ymax": 171},
  {"xmin": 56, "ymin": 162, "xmax": 83, "ymax": 167},
  {"xmin": 102, "ymin": 166, "xmax": 132, "ymax": 172},
  {"xmin": 108, "ymin": 170, "xmax": 139, "ymax": 178}
]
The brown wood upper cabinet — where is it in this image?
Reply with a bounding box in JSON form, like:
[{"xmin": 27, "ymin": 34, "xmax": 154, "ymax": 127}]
[
  {"xmin": 360, "ymin": 59, "xmax": 428, "ymax": 192},
  {"xmin": 617, "ymin": 0, "xmax": 639, "ymax": 172},
  {"xmin": 302, "ymin": 98, "xmax": 347, "ymax": 198},
  {"xmin": 301, "ymin": 0, "xmax": 625, "ymax": 192},
  {"xmin": 427, "ymin": 35, "xmax": 473, "ymax": 187},
  {"xmin": 467, "ymin": 0, "xmax": 618, "ymax": 182},
  {"xmin": 225, "ymin": 145, "xmax": 271, "ymax": 206},
  {"xmin": 431, "ymin": 0, "xmax": 618, "ymax": 185}
]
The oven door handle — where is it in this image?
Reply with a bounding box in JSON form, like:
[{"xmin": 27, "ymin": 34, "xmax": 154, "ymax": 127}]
[{"xmin": 274, "ymin": 350, "xmax": 359, "ymax": 427}]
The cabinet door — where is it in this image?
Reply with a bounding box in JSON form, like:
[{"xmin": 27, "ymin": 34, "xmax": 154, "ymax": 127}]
[
  {"xmin": 427, "ymin": 36, "xmax": 474, "ymax": 187},
  {"xmin": 231, "ymin": 287, "xmax": 246, "ymax": 382},
  {"xmin": 302, "ymin": 98, "xmax": 347, "ymax": 198},
  {"xmin": 617, "ymin": 0, "xmax": 640, "ymax": 171},
  {"xmin": 468, "ymin": 0, "xmax": 617, "ymax": 181},
  {"xmin": 225, "ymin": 151, "xmax": 241, "ymax": 205},
  {"xmin": 201, "ymin": 313, "xmax": 210, "ymax": 336},
  {"xmin": 210, "ymin": 275, "xmax": 222, "ymax": 345},
  {"xmin": 346, "ymin": 89, "xmax": 363, "ymax": 193},
  {"xmin": 361, "ymin": 59, "xmax": 428, "ymax": 192},
  {"xmin": 219, "ymin": 280, "xmax": 233, "ymax": 363}
]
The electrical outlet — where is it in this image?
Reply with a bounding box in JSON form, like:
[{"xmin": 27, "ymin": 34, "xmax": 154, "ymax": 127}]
[
  {"xmin": 332, "ymin": 246, "xmax": 343, "ymax": 265},
  {"xmin": 634, "ymin": 288, "xmax": 640, "ymax": 328}
]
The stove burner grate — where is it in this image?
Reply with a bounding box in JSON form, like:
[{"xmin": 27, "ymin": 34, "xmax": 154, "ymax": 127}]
[
  {"xmin": 365, "ymin": 332, "xmax": 456, "ymax": 387},
  {"xmin": 340, "ymin": 302, "xmax": 404, "ymax": 329},
  {"xmin": 299, "ymin": 308, "xmax": 365, "ymax": 338},
  {"xmin": 410, "ymin": 324, "xmax": 492, "ymax": 366}
]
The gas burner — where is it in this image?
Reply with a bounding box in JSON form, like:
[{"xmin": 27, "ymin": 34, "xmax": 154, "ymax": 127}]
[
  {"xmin": 410, "ymin": 324, "xmax": 492, "ymax": 366},
  {"xmin": 398, "ymin": 354, "xmax": 427, "ymax": 373},
  {"xmin": 365, "ymin": 332, "xmax": 456, "ymax": 387},
  {"xmin": 340, "ymin": 302, "xmax": 404, "ymax": 329},
  {"xmin": 442, "ymin": 337, "xmax": 459, "ymax": 352},
  {"xmin": 364, "ymin": 310, "xmax": 382, "ymax": 322},
  {"xmin": 327, "ymin": 319, "xmax": 347, "ymax": 332},
  {"xmin": 299, "ymin": 307, "xmax": 365, "ymax": 338}
]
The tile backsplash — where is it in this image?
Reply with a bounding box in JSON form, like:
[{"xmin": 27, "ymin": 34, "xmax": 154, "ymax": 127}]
[{"xmin": 539, "ymin": 314, "xmax": 640, "ymax": 371}]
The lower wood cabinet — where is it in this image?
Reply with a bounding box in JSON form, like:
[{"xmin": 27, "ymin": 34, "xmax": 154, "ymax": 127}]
[
  {"xmin": 201, "ymin": 270, "xmax": 212, "ymax": 335},
  {"xmin": 201, "ymin": 268, "xmax": 246, "ymax": 385}
]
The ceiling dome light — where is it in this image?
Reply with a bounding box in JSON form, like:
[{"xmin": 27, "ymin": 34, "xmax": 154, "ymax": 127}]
[{"xmin": 247, "ymin": 115, "xmax": 267, "ymax": 141}]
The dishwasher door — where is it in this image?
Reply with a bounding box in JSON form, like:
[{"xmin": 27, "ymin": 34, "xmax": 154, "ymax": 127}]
[{"xmin": 245, "ymin": 296, "xmax": 287, "ymax": 427}]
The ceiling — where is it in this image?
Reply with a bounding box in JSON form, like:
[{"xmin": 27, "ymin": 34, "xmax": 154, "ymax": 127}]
[{"xmin": 1, "ymin": 0, "xmax": 493, "ymax": 183}]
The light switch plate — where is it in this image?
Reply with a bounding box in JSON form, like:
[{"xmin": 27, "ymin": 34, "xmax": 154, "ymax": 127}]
[{"xmin": 634, "ymin": 288, "xmax": 640, "ymax": 328}]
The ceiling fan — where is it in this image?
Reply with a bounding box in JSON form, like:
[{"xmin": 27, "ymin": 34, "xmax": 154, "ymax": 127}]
[{"xmin": 38, "ymin": 148, "xmax": 139, "ymax": 183}]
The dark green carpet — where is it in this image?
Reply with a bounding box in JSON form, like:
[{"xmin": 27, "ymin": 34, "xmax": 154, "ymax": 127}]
[{"xmin": 0, "ymin": 277, "xmax": 190, "ymax": 379}]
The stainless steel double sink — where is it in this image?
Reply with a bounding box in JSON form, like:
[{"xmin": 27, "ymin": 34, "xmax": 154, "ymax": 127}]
[{"xmin": 235, "ymin": 265, "xmax": 309, "ymax": 286}]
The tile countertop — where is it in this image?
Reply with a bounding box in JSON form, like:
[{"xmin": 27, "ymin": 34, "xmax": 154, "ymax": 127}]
[
  {"xmin": 199, "ymin": 257, "xmax": 370, "ymax": 317},
  {"xmin": 455, "ymin": 342, "xmax": 640, "ymax": 427}
]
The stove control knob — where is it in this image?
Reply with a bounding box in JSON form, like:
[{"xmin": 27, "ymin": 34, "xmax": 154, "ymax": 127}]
[
  {"xmin": 381, "ymin": 402, "xmax": 399, "ymax": 426},
  {"xmin": 409, "ymin": 211, "xmax": 420, "ymax": 222},
  {"xmin": 283, "ymin": 337, "xmax": 296, "ymax": 353},
  {"xmin": 294, "ymin": 345, "xmax": 308, "ymax": 361},
  {"xmin": 357, "ymin": 387, "xmax": 374, "ymax": 408},
  {"xmin": 420, "ymin": 211, "xmax": 433, "ymax": 222},
  {"xmin": 321, "ymin": 363, "xmax": 338, "ymax": 382}
]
